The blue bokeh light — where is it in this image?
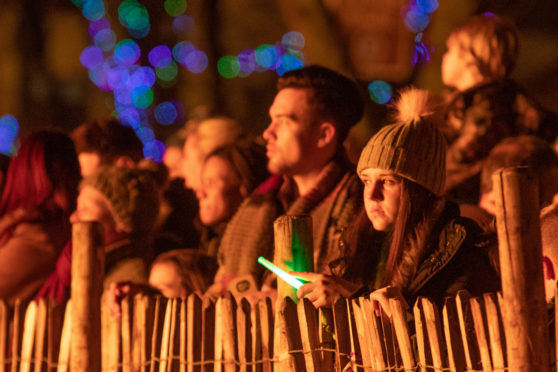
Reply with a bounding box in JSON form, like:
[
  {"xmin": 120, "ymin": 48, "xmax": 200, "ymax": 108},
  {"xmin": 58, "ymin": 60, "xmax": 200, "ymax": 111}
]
[
  {"xmin": 148, "ymin": 45, "xmax": 172, "ymax": 68},
  {"xmin": 94, "ymin": 28, "xmax": 116, "ymax": 51},
  {"xmin": 368, "ymin": 81, "xmax": 392, "ymax": 104},
  {"xmin": 0, "ymin": 114, "xmax": 19, "ymax": 155},
  {"xmin": 143, "ymin": 139, "xmax": 166, "ymax": 162},
  {"xmin": 184, "ymin": 50, "xmax": 208, "ymax": 73},
  {"xmin": 281, "ymin": 31, "xmax": 305, "ymax": 49},
  {"xmin": 80, "ymin": 46, "xmax": 104, "ymax": 69},
  {"xmin": 154, "ymin": 102, "xmax": 178, "ymax": 125},
  {"xmin": 82, "ymin": 0, "xmax": 105, "ymax": 21},
  {"xmin": 114, "ymin": 39, "xmax": 141, "ymax": 66}
]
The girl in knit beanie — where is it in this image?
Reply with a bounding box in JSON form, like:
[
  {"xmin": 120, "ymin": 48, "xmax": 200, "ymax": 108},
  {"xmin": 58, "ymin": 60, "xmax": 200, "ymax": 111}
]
[{"xmin": 293, "ymin": 87, "xmax": 499, "ymax": 311}]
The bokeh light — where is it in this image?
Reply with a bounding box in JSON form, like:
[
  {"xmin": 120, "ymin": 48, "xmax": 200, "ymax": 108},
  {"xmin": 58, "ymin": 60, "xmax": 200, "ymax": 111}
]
[
  {"xmin": 255, "ymin": 45, "xmax": 278, "ymax": 69},
  {"xmin": 88, "ymin": 18, "xmax": 110, "ymax": 39},
  {"xmin": 80, "ymin": 46, "xmax": 104, "ymax": 69},
  {"xmin": 94, "ymin": 28, "xmax": 117, "ymax": 51},
  {"xmin": 276, "ymin": 54, "xmax": 303, "ymax": 76},
  {"xmin": 119, "ymin": 0, "xmax": 149, "ymax": 30},
  {"xmin": 128, "ymin": 24, "xmax": 150, "ymax": 39},
  {"xmin": 0, "ymin": 114, "xmax": 19, "ymax": 156},
  {"xmin": 164, "ymin": 0, "xmax": 187, "ymax": 16},
  {"xmin": 217, "ymin": 56, "xmax": 241, "ymax": 78},
  {"xmin": 88, "ymin": 65, "xmax": 111, "ymax": 91},
  {"xmin": 148, "ymin": 45, "xmax": 172, "ymax": 68},
  {"xmin": 114, "ymin": 39, "xmax": 141, "ymax": 66},
  {"xmin": 416, "ymin": 0, "xmax": 438, "ymax": 14},
  {"xmin": 404, "ymin": 8, "xmax": 430, "ymax": 32},
  {"xmin": 172, "ymin": 41, "xmax": 196, "ymax": 65},
  {"xmin": 130, "ymin": 86, "xmax": 154, "ymax": 109},
  {"xmin": 118, "ymin": 108, "xmax": 141, "ymax": 129},
  {"xmin": 238, "ymin": 49, "xmax": 257, "ymax": 74},
  {"xmin": 135, "ymin": 126, "xmax": 156, "ymax": 143},
  {"xmin": 82, "ymin": 0, "xmax": 105, "ymax": 21},
  {"xmin": 130, "ymin": 66, "xmax": 156, "ymax": 88},
  {"xmin": 281, "ymin": 31, "xmax": 305, "ymax": 49},
  {"xmin": 143, "ymin": 139, "xmax": 165, "ymax": 162},
  {"xmin": 154, "ymin": 101, "xmax": 178, "ymax": 125},
  {"xmin": 368, "ymin": 81, "xmax": 392, "ymax": 104},
  {"xmin": 184, "ymin": 50, "xmax": 208, "ymax": 73},
  {"xmin": 172, "ymin": 15, "xmax": 194, "ymax": 33},
  {"xmin": 156, "ymin": 61, "xmax": 178, "ymax": 82}
]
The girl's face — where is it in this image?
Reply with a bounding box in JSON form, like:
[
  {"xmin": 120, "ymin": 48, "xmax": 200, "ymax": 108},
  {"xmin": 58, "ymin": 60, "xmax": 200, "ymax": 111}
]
[
  {"xmin": 359, "ymin": 168, "xmax": 402, "ymax": 232},
  {"xmin": 196, "ymin": 156, "xmax": 245, "ymax": 226}
]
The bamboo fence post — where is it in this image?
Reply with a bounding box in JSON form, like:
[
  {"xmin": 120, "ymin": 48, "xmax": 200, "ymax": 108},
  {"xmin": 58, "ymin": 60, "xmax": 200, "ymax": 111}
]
[
  {"xmin": 332, "ymin": 300, "xmax": 351, "ymax": 371},
  {"xmin": 455, "ymin": 291, "xmax": 481, "ymax": 370},
  {"xmin": 220, "ymin": 295, "xmax": 236, "ymax": 372},
  {"xmin": 296, "ymin": 299, "xmax": 321, "ymax": 371},
  {"xmin": 200, "ymin": 297, "xmax": 214, "ymax": 372},
  {"xmin": 469, "ymin": 297, "xmax": 492, "ymax": 371},
  {"xmin": 20, "ymin": 301, "xmax": 37, "ymax": 372},
  {"xmin": 213, "ymin": 298, "xmax": 224, "ymax": 372},
  {"xmin": 273, "ymin": 297, "xmax": 302, "ymax": 371},
  {"xmin": 493, "ymin": 167, "xmax": 549, "ymax": 371},
  {"xmin": 257, "ymin": 298, "xmax": 273, "ymax": 372},
  {"xmin": 421, "ymin": 298, "xmax": 446, "ymax": 371},
  {"xmin": 360, "ymin": 297, "xmax": 386, "ymax": 371},
  {"xmin": 33, "ymin": 299, "xmax": 47, "ymax": 372},
  {"xmin": 186, "ymin": 295, "xmax": 202, "ymax": 372},
  {"xmin": 70, "ymin": 222, "xmax": 104, "ymax": 372},
  {"xmin": 167, "ymin": 298, "xmax": 181, "ymax": 372},
  {"xmin": 57, "ymin": 301, "xmax": 72, "ymax": 372},
  {"xmin": 317, "ymin": 307, "xmax": 335, "ymax": 371},
  {"xmin": 236, "ymin": 299, "xmax": 250, "ymax": 372},
  {"xmin": 0, "ymin": 300, "xmax": 7, "ymax": 372},
  {"xmin": 121, "ymin": 296, "xmax": 133, "ymax": 372},
  {"xmin": 350, "ymin": 299, "xmax": 372, "ymax": 371},
  {"xmin": 442, "ymin": 297, "xmax": 466, "ymax": 372},
  {"xmin": 389, "ymin": 298, "xmax": 415, "ymax": 372},
  {"xmin": 483, "ymin": 293, "xmax": 505, "ymax": 371},
  {"xmin": 413, "ymin": 299, "xmax": 429, "ymax": 372},
  {"xmin": 45, "ymin": 300, "xmax": 65, "ymax": 372},
  {"xmin": 273, "ymin": 215, "xmax": 314, "ymax": 302},
  {"xmin": 150, "ymin": 297, "xmax": 166, "ymax": 372},
  {"xmin": 250, "ymin": 299, "xmax": 261, "ymax": 372}
]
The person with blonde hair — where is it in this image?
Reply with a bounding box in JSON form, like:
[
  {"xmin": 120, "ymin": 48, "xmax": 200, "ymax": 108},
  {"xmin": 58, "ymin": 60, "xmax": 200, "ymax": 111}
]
[
  {"xmin": 293, "ymin": 88, "xmax": 499, "ymax": 310},
  {"xmin": 440, "ymin": 13, "xmax": 558, "ymax": 203},
  {"xmin": 181, "ymin": 117, "xmax": 245, "ymax": 191}
]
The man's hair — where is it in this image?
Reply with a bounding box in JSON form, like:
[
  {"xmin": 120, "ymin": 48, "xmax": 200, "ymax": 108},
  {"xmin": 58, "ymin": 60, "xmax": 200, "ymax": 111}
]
[
  {"xmin": 448, "ymin": 13, "xmax": 518, "ymax": 80},
  {"xmin": 71, "ymin": 118, "xmax": 143, "ymax": 164},
  {"xmin": 277, "ymin": 65, "xmax": 364, "ymax": 142},
  {"xmin": 481, "ymin": 135, "xmax": 558, "ymax": 194}
]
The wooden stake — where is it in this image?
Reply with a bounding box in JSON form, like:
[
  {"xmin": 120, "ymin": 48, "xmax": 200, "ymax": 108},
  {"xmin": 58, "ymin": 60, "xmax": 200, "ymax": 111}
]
[
  {"xmin": 70, "ymin": 222, "xmax": 104, "ymax": 372},
  {"xmin": 201, "ymin": 297, "xmax": 215, "ymax": 372},
  {"xmin": 273, "ymin": 297, "xmax": 302, "ymax": 371},
  {"xmin": 57, "ymin": 301, "xmax": 72, "ymax": 372},
  {"xmin": 455, "ymin": 291, "xmax": 481, "ymax": 371},
  {"xmin": 483, "ymin": 293, "xmax": 505, "ymax": 371},
  {"xmin": 0, "ymin": 300, "xmax": 7, "ymax": 372},
  {"xmin": 257, "ymin": 298, "xmax": 273, "ymax": 372},
  {"xmin": 296, "ymin": 299, "xmax": 321, "ymax": 371},
  {"xmin": 332, "ymin": 300, "xmax": 351, "ymax": 371},
  {"xmin": 421, "ymin": 298, "xmax": 445, "ymax": 371},
  {"xmin": 20, "ymin": 301, "xmax": 37, "ymax": 372},
  {"xmin": 469, "ymin": 297, "xmax": 492, "ymax": 371},
  {"xmin": 273, "ymin": 215, "xmax": 314, "ymax": 302},
  {"xmin": 389, "ymin": 298, "xmax": 415, "ymax": 371},
  {"xmin": 442, "ymin": 297, "xmax": 466, "ymax": 372},
  {"xmin": 493, "ymin": 167, "xmax": 549, "ymax": 371}
]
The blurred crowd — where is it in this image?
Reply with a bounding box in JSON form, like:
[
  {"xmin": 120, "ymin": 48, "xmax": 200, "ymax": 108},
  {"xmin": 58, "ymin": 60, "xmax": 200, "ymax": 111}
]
[{"xmin": 0, "ymin": 13, "xmax": 557, "ymax": 319}]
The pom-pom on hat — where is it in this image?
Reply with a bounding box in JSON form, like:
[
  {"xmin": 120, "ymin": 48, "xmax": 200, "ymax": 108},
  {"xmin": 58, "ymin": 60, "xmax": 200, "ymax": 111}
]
[
  {"xmin": 81, "ymin": 166, "xmax": 160, "ymax": 234},
  {"xmin": 357, "ymin": 87, "xmax": 447, "ymax": 195}
]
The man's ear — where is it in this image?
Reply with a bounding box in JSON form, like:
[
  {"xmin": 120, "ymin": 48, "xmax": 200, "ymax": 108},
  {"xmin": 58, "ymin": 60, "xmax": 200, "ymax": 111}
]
[
  {"xmin": 115, "ymin": 156, "xmax": 137, "ymax": 169},
  {"xmin": 316, "ymin": 122, "xmax": 337, "ymax": 148}
]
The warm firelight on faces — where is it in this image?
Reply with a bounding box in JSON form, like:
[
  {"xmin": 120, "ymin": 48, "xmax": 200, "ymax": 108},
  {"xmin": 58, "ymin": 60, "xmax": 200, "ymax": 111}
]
[{"xmin": 359, "ymin": 168, "xmax": 402, "ymax": 232}]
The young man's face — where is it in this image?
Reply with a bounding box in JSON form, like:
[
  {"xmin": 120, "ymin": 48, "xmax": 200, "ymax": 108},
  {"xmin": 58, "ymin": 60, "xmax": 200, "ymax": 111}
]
[
  {"xmin": 359, "ymin": 168, "xmax": 402, "ymax": 232},
  {"xmin": 262, "ymin": 88, "xmax": 321, "ymax": 176}
]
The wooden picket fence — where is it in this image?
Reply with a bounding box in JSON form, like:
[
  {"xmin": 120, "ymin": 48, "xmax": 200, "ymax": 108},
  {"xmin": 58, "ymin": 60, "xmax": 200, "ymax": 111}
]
[{"xmin": 0, "ymin": 287, "xmax": 552, "ymax": 372}]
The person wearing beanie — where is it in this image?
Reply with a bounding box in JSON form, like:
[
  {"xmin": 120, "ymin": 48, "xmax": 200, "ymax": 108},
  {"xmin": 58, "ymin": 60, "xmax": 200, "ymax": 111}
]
[
  {"xmin": 36, "ymin": 166, "xmax": 161, "ymax": 303},
  {"xmin": 292, "ymin": 87, "xmax": 500, "ymax": 310}
]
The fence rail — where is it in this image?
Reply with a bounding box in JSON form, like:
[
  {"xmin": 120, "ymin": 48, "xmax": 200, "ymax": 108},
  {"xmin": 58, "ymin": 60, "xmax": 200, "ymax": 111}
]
[{"xmin": 0, "ymin": 287, "xmax": 553, "ymax": 372}]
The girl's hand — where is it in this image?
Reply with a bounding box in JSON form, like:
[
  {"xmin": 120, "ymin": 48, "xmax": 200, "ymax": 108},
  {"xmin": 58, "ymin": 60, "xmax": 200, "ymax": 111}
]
[{"xmin": 290, "ymin": 272, "xmax": 360, "ymax": 308}]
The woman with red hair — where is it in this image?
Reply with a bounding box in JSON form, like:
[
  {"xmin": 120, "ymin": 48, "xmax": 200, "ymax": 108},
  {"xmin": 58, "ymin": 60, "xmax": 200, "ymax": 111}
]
[{"xmin": 0, "ymin": 131, "xmax": 80, "ymax": 304}]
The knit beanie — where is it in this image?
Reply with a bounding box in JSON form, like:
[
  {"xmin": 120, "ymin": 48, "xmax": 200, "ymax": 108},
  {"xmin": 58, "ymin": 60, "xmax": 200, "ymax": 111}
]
[
  {"xmin": 81, "ymin": 166, "xmax": 160, "ymax": 234},
  {"xmin": 357, "ymin": 88, "xmax": 447, "ymax": 195}
]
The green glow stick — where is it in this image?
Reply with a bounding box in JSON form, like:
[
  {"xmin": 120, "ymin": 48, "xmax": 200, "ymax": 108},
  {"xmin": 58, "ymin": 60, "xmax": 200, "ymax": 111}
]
[{"xmin": 257, "ymin": 256, "xmax": 306, "ymax": 289}]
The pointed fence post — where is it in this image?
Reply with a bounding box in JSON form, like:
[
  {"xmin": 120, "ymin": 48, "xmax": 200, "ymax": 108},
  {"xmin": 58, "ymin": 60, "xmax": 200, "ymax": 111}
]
[
  {"xmin": 493, "ymin": 167, "xmax": 549, "ymax": 371},
  {"xmin": 70, "ymin": 222, "xmax": 104, "ymax": 372}
]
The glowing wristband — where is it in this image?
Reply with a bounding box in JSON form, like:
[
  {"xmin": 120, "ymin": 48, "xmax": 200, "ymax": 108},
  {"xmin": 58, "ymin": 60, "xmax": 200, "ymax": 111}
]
[{"xmin": 257, "ymin": 256, "xmax": 306, "ymax": 289}]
